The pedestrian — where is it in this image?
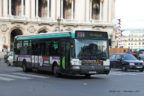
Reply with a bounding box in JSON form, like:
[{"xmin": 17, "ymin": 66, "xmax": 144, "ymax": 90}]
[
  {"xmin": 126, "ymin": 49, "xmax": 131, "ymax": 54},
  {"xmin": 131, "ymin": 51, "xmax": 134, "ymax": 55}
]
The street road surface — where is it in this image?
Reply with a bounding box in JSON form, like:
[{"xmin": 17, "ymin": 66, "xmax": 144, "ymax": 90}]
[{"xmin": 0, "ymin": 57, "xmax": 144, "ymax": 96}]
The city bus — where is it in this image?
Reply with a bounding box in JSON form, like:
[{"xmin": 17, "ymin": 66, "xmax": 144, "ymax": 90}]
[{"xmin": 13, "ymin": 30, "xmax": 111, "ymax": 77}]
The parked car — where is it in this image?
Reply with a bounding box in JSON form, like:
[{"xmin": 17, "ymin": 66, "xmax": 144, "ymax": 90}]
[
  {"xmin": 7, "ymin": 55, "xmax": 13, "ymax": 66},
  {"xmin": 138, "ymin": 50, "xmax": 144, "ymax": 61},
  {"xmin": 4, "ymin": 51, "xmax": 13, "ymax": 63},
  {"xmin": 110, "ymin": 53, "xmax": 144, "ymax": 72}
]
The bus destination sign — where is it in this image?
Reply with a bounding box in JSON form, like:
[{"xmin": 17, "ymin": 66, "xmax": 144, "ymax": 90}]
[{"xmin": 75, "ymin": 31, "xmax": 108, "ymax": 38}]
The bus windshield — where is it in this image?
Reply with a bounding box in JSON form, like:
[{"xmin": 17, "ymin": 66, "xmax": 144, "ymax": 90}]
[{"xmin": 75, "ymin": 39, "xmax": 108, "ymax": 60}]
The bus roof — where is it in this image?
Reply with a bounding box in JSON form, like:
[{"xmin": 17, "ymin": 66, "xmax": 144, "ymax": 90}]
[
  {"xmin": 15, "ymin": 30, "xmax": 108, "ymax": 40},
  {"xmin": 15, "ymin": 31, "xmax": 74, "ymax": 40}
]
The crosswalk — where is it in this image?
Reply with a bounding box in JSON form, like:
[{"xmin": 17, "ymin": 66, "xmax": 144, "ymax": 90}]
[
  {"xmin": 109, "ymin": 71, "xmax": 144, "ymax": 76},
  {"xmin": 1, "ymin": 71, "xmax": 144, "ymax": 81},
  {"xmin": 0, "ymin": 72, "xmax": 49, "ymax": 81}
]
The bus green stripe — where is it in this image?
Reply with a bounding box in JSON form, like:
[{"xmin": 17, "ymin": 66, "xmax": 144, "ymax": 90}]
[
  {"xmin": 62, "ymin": 57, "xmax": 66, "ymax": 70},
  {"xmin": 17, "ymin": 34, "xmax": 72, "ymax": 40}
]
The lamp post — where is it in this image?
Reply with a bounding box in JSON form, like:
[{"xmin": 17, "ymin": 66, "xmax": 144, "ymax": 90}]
[{"xmin": 57, "ymin": 17, "xmax": 61, "ymax": 31}]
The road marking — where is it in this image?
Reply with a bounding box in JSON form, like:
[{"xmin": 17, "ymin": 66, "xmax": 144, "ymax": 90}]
[
  {"xmin": 0, "ymin": 77, "xmax": 15, "ymax": 81},
  {"xmin": 12, "ymin": 73, "xmax": 48, "ymax": 79},
  {"xmin": 0, "ymin": 74, "xmax": 31, "ymax": 79},
  {"xmin": 110, "ymin": 72, "xmax": 136, "ymax": 76}
]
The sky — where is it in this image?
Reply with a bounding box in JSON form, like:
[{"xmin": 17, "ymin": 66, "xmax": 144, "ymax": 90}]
[{"xmin": 115, "ymin": 0, "xmax": 144, "ymax": 29}]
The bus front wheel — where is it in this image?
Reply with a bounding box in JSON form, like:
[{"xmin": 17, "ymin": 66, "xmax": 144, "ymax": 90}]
[{"xmin": 85, "ymin": 74, "xmax": 91, "ymax": 78}]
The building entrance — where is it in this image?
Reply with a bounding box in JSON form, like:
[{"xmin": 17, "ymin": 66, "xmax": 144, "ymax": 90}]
[{"xmin": 10, "ymin": 29, "xmax": 23, "ymax": 50}]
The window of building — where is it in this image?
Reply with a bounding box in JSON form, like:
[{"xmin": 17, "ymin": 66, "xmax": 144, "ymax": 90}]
[
  {"xmin": 90, "ymin": 0, "xmax": 103, "ymax": 20},
  {"xmin": 38, "ymin": 0, "xmax": 47, "ymax": 17},
  {"xmin": 12, "ymin": 0, "xmax": 21, "ymax": 16},
  {"xmin": 92, "ymin": 0, "xmax": 100, "ymax": 20},
  {"xmin": 62, "ymin": 0, "xmax": 75, "ymax": 19},
  {"xmin": 135, "ymin": 43, "xmax": 137, "ymax": 45},
  {"xmin": 49, "ymin": 0, "xmax": 51, "ymax": 17},
  {"xmin": 11, "ymin": 0, "xmax": 25, "ymax": 16},
  {"xmin": 38, "ymin": 0, "xmax": 51, "ymax": 18}
]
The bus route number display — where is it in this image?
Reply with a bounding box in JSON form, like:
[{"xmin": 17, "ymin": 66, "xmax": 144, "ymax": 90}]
[{"xmin": 76, "ymin": 31, "xmax": 107, "ymax": 38}]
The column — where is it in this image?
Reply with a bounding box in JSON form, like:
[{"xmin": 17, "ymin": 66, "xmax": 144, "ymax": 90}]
[
  {"xmin": 57, "ymin": 0, "xmax": 60, "ymax": 19},
  {"xmin": 36, "ymin": 0, "xmax": 38, "ymax": 18},
  {"xmin": 21, "ymin": 0, "xmax": 24, "ymax": 16},
  {"xmin": 99, "ymin": 2, "xmax": 103, "ymax": 21},
  {"xmin": 89, "ymin": 1, "xmax": 92, "ymax": 20},
  {"xmin": 9, "ymin": 0, "xmax": 12, "ymax": 16},
  {"xmin": 25, "ymin": 0, "xmax": 30, "ymax": 18},
  {"xmin": 3, "ymin": 0, "xmax": 8, "ymax": 17},
  {"xmin": 51, "ymin": 0, "xmax": 55, "ymax": 19},
  {"xmin": 103, "ymin": 0, "xmax": 108, "ymax": 22},
  {"xmin": 109, "ymin": 0, "xmax": 112, "ymax": 23},
  {"xmin": 47, "ymin": 0, "xmax": 49, "ymax": 18},
  {"xmin": 31, "ymin": 0, "xmax": 36, "ymax": 18},
  {"xmin": 0, "ymin": 0, "xmax": 1, "ymax": 16},
  {"xmin": 60, "ymin": 0, "xmax": 63, "ymax": 19},
  {"xmin": 71, "ymin": 0, "xmax": 73, "ymax": 20}
]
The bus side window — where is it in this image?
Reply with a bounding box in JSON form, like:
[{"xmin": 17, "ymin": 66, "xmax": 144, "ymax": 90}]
[
  {"xmin": 27, "ymin": 40, "xmax": 32, "ymax": 55},
  {"xmin": 48, "ymin": 41, "xmax": 59, "ymax": 56},
  {"xmin": 15, "ymin": 41, "xmax": 22, "ymax": 54},
  {"xmin": 21, "ymin": 40, "xmax": 29, "ymax": 55},
  {"xmin": 45, "ymin": 41, "xmax": 50, "ymax": 56},
  {"xmin": 31, "ymin": 41, "xmax": 38, "ymax": 55}
]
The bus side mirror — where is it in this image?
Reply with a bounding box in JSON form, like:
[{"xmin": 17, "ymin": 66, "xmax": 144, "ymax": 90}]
[{"xmin": 109, "ymin": 39, "xmax": 111, "ymax": 46}]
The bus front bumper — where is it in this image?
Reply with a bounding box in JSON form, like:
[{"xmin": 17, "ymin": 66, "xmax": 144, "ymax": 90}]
[{"xmin": 70, "ymin": 65, "xmax": 110, "ymax": 75}]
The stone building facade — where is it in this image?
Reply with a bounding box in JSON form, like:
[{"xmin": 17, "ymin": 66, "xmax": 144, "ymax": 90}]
[
  {"xmin": 121, "ymin": 30, "xmax": 144, "ymax": 50},
  {"xmin": 0, "ymin": 0, "xmax": 115, "ymax": 51}
]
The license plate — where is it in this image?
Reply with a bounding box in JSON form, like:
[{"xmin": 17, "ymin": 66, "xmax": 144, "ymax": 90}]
[{"xmin": 89, "ymin": 71, "xmax": 96, "ymax": 74}]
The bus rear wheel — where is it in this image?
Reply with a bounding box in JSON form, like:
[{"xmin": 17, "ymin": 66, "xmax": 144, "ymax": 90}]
[{"xmin": 22, "ymin": 61, "xmax": 28, "ymax": 72}]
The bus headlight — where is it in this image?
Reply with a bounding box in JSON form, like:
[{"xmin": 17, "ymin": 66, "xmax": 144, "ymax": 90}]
[
  {"xmin": 72, "ymin": 66, "xmax": 80, "ymax": 70},
  {"xmin": 103, "ymin": 59, "xmax": 110, "ymax": 66},
  {"xmin": 129, "ymin": 63, "xmax": 135, "ymax": 65},
  {"xmin": 71, "ymin": 59, "xmax": 82, "ymax": 65}
]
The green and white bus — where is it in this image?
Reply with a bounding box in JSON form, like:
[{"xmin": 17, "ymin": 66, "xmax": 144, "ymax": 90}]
[{"xmin": 13, "ymin": 30, "xmax": 111, "ymax": 77}]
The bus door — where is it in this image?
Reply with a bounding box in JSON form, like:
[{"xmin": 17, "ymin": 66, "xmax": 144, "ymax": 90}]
[{"xmin": 61, "ymin": 40, "xmax": 71, "ymax": 72}]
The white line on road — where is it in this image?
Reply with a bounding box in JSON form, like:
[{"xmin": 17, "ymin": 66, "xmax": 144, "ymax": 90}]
[
  {"xmin": 0, "ymin": 77, "xmax": 15, "ymax": 81},
  {"xmin": 110, "ymin": 72, "xmax": 137, "ymax": 76},
  {"xmin": 0, "ymin": 74, "xmax": 31, "ymax": 79},
  {"xmin": 12, "ymin": 73, "xmax": 49, "ymax": 79}
]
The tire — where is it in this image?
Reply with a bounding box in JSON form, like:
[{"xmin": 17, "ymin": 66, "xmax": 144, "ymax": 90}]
[
  {"xmin": 7, "ymin": 61, "xmax": 11, "ymax": 66},
  {"xmin": 85, "ymin": 74, "xmax": 91, "ymax": 78},
  {"xmin": 22, "ymin": 62, "xmax": 28, "ymax": 72},
  {"xmin": 139, "ymin": 69, "xmax": 143, "ymax": 72},
  {"xmin": 53, "ymin": 65, "xmax": 60, "ymax": 77},
  {"xmin": 122, "ymin": 66, "xmax": 127, "ymax": 72},
  {"xmin": 105, "ymin": 70, "xmax": 110, "ymax": 74}
]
